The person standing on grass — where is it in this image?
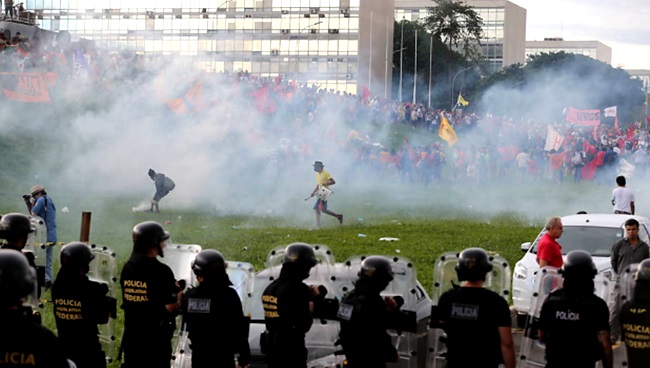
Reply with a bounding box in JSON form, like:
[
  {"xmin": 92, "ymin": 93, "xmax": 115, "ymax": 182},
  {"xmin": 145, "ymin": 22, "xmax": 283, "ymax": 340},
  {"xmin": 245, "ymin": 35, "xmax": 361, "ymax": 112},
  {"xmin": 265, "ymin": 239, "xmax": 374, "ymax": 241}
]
[
  {"xmin": 305, "ymin": 161, "xmax": 342, "ymax": 228},
  {"xmin": 612, "ymin": 175, "xmax": 635, "ymax": 215}
]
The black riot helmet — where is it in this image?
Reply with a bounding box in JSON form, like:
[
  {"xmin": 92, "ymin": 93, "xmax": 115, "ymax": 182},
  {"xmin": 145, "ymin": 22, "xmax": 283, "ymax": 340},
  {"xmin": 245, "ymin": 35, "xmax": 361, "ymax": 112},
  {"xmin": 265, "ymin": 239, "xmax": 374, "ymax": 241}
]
[
  {"xmin": 132, "ymin": 221, "xmax": 170, "ymax": 257},
  {"xmin": 635, "ymin": 259, "xmax": 650, "ymax": 282},
  {"xmin": 561, "ymin": 250, "xmax": 597, "ymax": 280},
  {"xmin": 358, "ymin": 256, "xmax": 394, "ymax": 288},
  {"xmin": 0, "ymin": 249, "xmax": 36, "ymax": 308},
  {"xmin": 283, "ymin": 243, "xmax": 318, "ymax": 268},
  {"xmin": 192, "ymin": 249, "xmax": 227, "ymax": 278},
  {"xmin": 455, "ymin": 247, "xmax": 493, "ymax": 282},
  {"xmin": 60, "ymin": 242, "xmax": 95, "ymax": 272},
  {"xmin": 0, "ymin": 213, "xmax": 35, "ymax": 243}
]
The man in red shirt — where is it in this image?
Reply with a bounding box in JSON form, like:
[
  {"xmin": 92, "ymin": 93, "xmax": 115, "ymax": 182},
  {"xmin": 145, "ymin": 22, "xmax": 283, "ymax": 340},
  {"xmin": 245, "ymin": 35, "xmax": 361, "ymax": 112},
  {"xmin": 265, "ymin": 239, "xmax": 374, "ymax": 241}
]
[{"xmin": 537, "ymin": 216, "xmax": 564, "ymax": 268}]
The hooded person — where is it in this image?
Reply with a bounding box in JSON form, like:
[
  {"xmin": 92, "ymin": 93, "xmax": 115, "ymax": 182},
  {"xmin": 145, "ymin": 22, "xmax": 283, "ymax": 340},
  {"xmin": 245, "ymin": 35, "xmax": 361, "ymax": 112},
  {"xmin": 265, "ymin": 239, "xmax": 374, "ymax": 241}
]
[{"xmin": 147, "ymin": 169, "xmax": 175, "ymax": 213}]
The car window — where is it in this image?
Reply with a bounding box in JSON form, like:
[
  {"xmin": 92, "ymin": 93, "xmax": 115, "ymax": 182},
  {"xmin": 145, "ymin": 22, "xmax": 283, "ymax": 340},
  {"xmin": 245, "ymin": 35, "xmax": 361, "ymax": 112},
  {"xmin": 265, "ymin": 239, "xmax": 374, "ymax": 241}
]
[{"xmin": 531, "ymin": 226, "xmax": 625, "ymax": 256}]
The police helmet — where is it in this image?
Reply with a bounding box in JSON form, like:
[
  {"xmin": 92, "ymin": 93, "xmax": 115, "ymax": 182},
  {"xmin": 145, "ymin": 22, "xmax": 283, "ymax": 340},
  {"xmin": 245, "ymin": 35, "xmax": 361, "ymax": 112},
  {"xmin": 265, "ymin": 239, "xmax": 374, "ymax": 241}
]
[
  {"xmin": 358, "ymin": 256, "xmax": 394, "ymax": 285},
  {"xmin": 0, "ymin": 213, "xmax": 35, "ymax": 240},
  {"xmin": 635, "ymin": 259, "xmax": 650, "ymax": 282},
  {"xmin": 192, "ymin": 249, "xmax": 227, "ymax": 278},
  {"xmin": 132, "ymin": 221, "xmax": 170, "ymax": 256},
  {"xmin": 0, "ymin": 249, "xmax": 36, "ymax": 307},
  {"xmin": 455, "ymin": 247, "xmax": 493, "ymax": 282},
  {"xmin": 283, "ymin": 243, "xmax": 317, "ymax": 269},
  {"xmin": 60, "ymin": 242, "xmax": 95, "ymax": 269},
  {"xmin": 561, "ymin": 250, "xmax": 597, "ymax": 279}
]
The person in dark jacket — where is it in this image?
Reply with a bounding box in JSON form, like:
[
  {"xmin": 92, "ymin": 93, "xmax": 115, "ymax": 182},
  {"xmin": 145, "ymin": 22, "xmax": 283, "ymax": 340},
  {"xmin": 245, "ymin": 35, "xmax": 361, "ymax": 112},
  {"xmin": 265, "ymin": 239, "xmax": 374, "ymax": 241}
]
[
  {"xmin": 182, "ymin": 249, "xmax": 250, "ymax": 368},
  {"xmin": 52, "ymin": 242, "xmax": 110, "ymax": 368},
  {"xmin": 338, "ymin": 256, "xmax": 401, "ymax": 368},
  {"xmin": 620, "ymin": 258, "xmax": 650, "ymax": 368},
  {"xmin": 148, "ymin": 168, "xmax": 175, "ymax": 213},
  {"xmin": 262, "ymin": 243, "xmax": 325, "ymax": 368}
]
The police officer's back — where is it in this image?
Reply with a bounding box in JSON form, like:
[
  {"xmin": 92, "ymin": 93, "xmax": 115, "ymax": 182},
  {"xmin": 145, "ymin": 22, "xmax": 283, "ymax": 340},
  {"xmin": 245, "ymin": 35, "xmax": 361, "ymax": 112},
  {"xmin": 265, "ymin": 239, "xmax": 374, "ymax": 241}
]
[
  {"xmin": 338, "ymin": 256, "xmax": 400, "ymax": 368},
  {"xmin": 538, "ymin": 250, "xmax": 613, "ymax": 368},
  {"xmin": 120, "ymin": 221, "xmax": 181, "ymax": 368},
  {"xmin": 52, "ymin": 242, "xmax": 110, "ymax": 368},
  {"xmin": 0, "ymin": 249, "xmax": 69, "ymax": 368},
  {"xmin": 262, "ymin": 243, "xmax": 322, "ymax": 368},
  {"xmin": 182, "ymin": 249, "xmax": 251, "ymax": 368},
  {"xmin": 436, "ymin": 248, "xmax": 515, "ymax": 368},
  {"xmin": 620, "ymin": 258, "xmax": 650, "ymax": 368}
]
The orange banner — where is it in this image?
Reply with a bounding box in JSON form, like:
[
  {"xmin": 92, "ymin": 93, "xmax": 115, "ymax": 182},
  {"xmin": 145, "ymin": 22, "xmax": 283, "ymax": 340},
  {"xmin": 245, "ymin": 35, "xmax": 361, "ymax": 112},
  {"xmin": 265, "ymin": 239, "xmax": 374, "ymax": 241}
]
[{"xmin": 0, "ymin": 72, "xmax": 52, "ymax": 103}]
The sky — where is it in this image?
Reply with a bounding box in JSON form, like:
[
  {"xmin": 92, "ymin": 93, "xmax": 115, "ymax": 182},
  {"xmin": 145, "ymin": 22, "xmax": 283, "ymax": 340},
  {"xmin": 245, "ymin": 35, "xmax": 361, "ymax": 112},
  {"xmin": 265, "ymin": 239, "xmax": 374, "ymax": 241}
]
[{"xmin": 513, "ymin": 0, "xmax": 650, "ymax": 70}]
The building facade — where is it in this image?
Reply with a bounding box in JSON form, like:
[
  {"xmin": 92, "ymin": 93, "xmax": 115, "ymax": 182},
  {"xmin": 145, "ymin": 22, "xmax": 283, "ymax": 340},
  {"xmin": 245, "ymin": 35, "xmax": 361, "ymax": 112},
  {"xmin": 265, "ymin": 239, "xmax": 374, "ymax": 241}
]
[
  {"xmin": 24, "ymin": 0, "xmax": 394, "ymax": 96},
  {"xmin": 525, "ymin": 38, "xmax": 612, "ymax": 64},
  {"xmin": 394, "ymin": 0, "xmax": 527, "ymax": 73}
]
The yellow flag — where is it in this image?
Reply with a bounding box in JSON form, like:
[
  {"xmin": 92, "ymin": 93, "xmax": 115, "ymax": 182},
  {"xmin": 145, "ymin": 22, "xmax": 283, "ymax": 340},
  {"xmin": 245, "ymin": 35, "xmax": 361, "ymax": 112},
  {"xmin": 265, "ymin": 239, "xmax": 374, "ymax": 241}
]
[
  {"xmin": 439, "ymin": 114, "xmax": 458, "ymax": 146},
  {"xmin": 457, "ymin": 92, "xmax": 469, "ymax": 106}
]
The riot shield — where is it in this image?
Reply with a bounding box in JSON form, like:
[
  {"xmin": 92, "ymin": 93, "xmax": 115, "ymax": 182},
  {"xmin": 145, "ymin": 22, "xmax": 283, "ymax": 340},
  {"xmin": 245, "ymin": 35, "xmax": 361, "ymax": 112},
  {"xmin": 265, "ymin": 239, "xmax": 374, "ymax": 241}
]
[
  {"xmin": 516, "ymin": 268, "xmax": 613, "ymax": 368},
  {"xmin": 171, "ymin": 323, "xmax": 191, "ymax": 368},
  {"xmin": 159, "ymin": 243, "xmax": 202, "ymax": 288},
  {"xmin": 226, "ymin": 261, "xmax": 255, "ymax": 316},
  {"xmin": 87, "ymin": 244, "xmax": 119, "ymax": 365},
  {"xmin": 30, "ymin": 215, "xmax": 52, "ymax": 295},
  {"xmin": 427, "ymin": 251, "xmax": 511, "ymax": 368},
  {"xmin": 619, "ymin": 263, "xmax": 639, "ymax": 305},
  {"xmin": 342, "ymin": 255, "xmax": 432, "ymax": 368}
]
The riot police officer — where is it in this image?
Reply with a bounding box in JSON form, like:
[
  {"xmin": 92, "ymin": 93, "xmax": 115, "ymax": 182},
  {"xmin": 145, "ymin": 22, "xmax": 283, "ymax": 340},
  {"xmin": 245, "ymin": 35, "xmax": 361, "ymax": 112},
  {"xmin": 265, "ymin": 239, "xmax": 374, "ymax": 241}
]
[
  {"xmin": 52, "ymin": 242, "xmax": 110, "ymax": 368},
  {"xmin": 538, "ymin": 250, "xmax": 613, "ymax": 368},
  {"xmin": 120, "ymin": 221, "xmax": 182, "ymax": 368},
  {"xmin": 436, "ymin": 247, "xmax": 515, "ymax": 368},
  {"xmin": 182, "ymin": 249, "xmax": 251, "ymax": 368},
  {"xmin": 338, "ymin": 256, "xmax": 400, "ymax": 368},
  {"xmin": 262, "ymin": 242, "xmax": 324, "ymax": 368},
  {"xmin": 0, "ymin": 212, "xmax": 36, "ymax": 267},
  {"xmin": 620, "ymin": 258, "xmax": 650, "ymax": 367},
  {"xmin": 0, "ymin": 249, "xmax": 69, "ymax": 367}
]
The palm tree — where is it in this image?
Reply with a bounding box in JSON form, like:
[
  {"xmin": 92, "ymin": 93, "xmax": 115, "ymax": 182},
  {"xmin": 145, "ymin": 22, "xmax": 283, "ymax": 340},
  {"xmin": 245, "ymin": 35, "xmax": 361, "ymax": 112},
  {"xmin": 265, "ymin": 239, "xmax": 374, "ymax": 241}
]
[{"xmin": 424, "ymin": 0, "xmax": 483, "ymax": 107}]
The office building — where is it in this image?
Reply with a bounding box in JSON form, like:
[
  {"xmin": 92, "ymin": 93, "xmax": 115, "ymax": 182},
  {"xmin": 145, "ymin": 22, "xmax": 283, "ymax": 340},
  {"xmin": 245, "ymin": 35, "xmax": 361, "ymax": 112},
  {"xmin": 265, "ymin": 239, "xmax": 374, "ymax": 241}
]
[
  {"xmin": 525, "ymin": 38, "xmax": 612, "ymax": 64},
  {"xmin": 394, "ymin": 0, "xmax": 527, "ymax": 73}
]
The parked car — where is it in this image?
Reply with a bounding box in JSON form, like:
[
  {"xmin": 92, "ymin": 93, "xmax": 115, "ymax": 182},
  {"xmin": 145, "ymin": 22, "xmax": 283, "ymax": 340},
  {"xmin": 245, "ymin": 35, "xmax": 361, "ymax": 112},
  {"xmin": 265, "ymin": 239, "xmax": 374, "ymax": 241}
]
[{"xmin": 511, "ymin": 213, "xmax": 650, "ymax": 324}]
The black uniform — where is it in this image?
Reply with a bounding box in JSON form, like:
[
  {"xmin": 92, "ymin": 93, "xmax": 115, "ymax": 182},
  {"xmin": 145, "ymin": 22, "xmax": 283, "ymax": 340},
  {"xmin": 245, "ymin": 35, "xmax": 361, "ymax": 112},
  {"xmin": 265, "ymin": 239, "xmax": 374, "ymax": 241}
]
[
  {"xmin": 120, "ymin": 253, "xmax": 178, "ymax": 368},
  {"xmin": 262, "ymin": 267, "xmax": 313, "ymax": 368},
  {"xmin": 620, "ymin": 298, "xmax": 650, "ymax": 368},
  {"xmin": 437, "ymin": 287, "xmax": 511, "ymax": 368},
  {"xmin": 52, "ymin": 269, "xmax": 109, "ymax": 368},
  {"xmin": 0, "ymin": 309, "xmax": 69, "ymax": 368},
  {"xmin": 182, "ymin": 278, "xmax": 251, "ymax": 367},
  {"xmin": 539, "ymin": 288, "xmax": 610, "ymax": 368},
  {"xmin": 338, "ymin": 279, "xmax": 398, "ymax": 368}
]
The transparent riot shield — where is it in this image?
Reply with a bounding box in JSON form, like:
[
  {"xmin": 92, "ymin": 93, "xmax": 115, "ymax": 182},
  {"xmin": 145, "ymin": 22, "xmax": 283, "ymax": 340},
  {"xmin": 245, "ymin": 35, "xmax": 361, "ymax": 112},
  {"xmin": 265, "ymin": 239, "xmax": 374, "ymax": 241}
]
[
  {"xmin": 171, "ymin": 323, "xmax": 191, "ymax": 368},
  {"xmin": 427, "ymin": 251, "xmax": 511, "ymax": 368},
  {"xmin": 29, "ymin": 215, "xmax": 51, "ymax": 296},
  {"xmin": 342, "ymin": 255, "xmax": 432, "ymax": 368},
  {"xmin": 87, "ymin": 244, "xmax": 119, "ymax": 365},
  {"xmin": 619, "ymin": 263, "xmax": 639, "ymax": 305},
  {"xmin": 516, "ymin": 268, "xmax": 613, "ymax": 368},
  {"xmin": 160, "ymin": 243, "xmax": 202, "ymax": 288},
  {"xmin": 226, "ymin": 261, "xmax": 255, "ymax": 316}
]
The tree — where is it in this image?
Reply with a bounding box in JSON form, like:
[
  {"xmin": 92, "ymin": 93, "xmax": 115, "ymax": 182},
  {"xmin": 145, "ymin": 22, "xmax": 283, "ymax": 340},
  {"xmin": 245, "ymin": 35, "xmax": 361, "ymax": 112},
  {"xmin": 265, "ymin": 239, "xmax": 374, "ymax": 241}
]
[
  {"xmin": 470, "ymin": 52, "xmax": 645, "ymax": 122},
  {"xmin": 424, "ymin": 0, "xmax": 484, "ymax": 108}
]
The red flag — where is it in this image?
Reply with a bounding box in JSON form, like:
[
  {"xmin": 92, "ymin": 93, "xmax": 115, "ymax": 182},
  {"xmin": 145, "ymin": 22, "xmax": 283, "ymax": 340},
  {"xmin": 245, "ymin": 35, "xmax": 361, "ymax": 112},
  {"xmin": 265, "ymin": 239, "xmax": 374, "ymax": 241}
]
[
  {"xmin": 646, "ymin": 116, "xmax": 650, "ymax": 127},
  {"xmin": 404, "ymin": 136, "xmax": 416, "ymax": 160},
  {"xmin": 626, "ymin": 125, "xmax": 635, "ymax": 141},
  {"xmin": 581, "ymin": 158, "xmax": 598, "ymax": 180}
]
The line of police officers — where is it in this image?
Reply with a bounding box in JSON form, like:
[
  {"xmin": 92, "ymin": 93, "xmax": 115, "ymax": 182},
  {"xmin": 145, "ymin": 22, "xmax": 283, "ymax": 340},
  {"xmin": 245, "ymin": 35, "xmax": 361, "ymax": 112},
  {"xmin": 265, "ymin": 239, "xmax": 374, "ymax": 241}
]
[{"xmin": 2, "ymin": 213, "xmax": 650, "ymax": 368}]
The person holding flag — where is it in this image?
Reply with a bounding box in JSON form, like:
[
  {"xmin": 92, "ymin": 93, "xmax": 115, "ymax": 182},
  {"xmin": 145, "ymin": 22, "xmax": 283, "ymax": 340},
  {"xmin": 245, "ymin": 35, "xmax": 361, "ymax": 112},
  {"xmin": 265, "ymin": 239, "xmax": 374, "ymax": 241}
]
[{"xmin": 439, "ymin": 112, "xmax": 458, "ymax": 147}]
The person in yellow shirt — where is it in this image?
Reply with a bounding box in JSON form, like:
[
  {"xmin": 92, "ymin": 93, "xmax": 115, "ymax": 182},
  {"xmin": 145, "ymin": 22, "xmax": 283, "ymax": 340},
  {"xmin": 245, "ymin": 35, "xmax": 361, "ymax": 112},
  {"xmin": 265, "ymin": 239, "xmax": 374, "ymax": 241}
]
[{"xmin": 305, "ymin": 161, "xmax": 343, "ymax": 228}]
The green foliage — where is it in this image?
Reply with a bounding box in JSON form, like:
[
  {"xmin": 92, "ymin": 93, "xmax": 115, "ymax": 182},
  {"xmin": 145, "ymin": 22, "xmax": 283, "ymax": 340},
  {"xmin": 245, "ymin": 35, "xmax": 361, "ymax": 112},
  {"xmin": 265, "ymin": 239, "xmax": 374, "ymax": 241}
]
[{"xmin": 424, "ymin": 0, "xmax": 484, "ymax": 61}]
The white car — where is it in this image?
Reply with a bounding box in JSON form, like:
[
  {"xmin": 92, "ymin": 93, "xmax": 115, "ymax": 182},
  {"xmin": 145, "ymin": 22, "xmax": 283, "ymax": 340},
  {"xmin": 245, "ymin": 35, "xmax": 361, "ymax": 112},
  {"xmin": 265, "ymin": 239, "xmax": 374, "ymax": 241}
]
[{"xmin": 511, "ymin": 213, "xmax": 650, "ymax": 322}]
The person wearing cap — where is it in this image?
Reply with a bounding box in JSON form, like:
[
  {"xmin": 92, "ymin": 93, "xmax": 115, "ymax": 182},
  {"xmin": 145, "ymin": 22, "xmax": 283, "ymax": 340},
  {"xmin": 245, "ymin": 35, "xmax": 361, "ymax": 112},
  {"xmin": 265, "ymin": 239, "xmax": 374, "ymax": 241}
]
[
  {"xmin": 619, "ymin": 258, "xmax": 650, "ymax": 368},
  {"xmin": 147, "ymin": 168, "xmax": 175, "ymax": 213},
  {"xmin": 26, "ymin": 184, "xmax": 57, "ymax": 289},
  {"xmin": 52, "ymin": 242, "xmax": 110, "ymax": 368},
  {"xmin": 305, "ymin": 161, "xmax": 343, "ymax": 228}
]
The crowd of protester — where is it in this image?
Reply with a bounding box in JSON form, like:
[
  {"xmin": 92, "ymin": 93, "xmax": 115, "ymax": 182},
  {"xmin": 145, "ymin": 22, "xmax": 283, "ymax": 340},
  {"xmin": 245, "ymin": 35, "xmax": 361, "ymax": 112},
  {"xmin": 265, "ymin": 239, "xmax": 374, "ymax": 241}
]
[{"xmin": 1, "ymin": 24, "xmax": 647, "ymax": 188}]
